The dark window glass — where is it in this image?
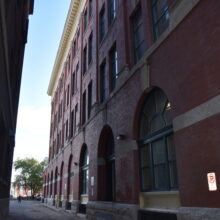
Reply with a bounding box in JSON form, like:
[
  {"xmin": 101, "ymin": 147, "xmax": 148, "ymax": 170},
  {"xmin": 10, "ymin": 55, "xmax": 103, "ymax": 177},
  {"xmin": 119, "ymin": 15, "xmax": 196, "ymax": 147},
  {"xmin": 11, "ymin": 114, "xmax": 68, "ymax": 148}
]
[
  {"xmin": 74, "ymin": 104, "xmax": 78, "ymax": 134},
  {"xmin": 77, "ymin": 29, "xmax": 80, "ymax": 50},
  {"xmin": 50, "ymin": 172, "xmax": 53, "ymax": 196},
  {"xmin": 82, "ymin": 91, "xmax": 86, "ymax": 124},
  {"xmin": 70, "ymin": 110, "xmax": 74, "ymax": 138},
  {"xmin": 83, "ymin": 46, "xmax": 87, "ymax": 74},
  {"xmin": 108, "ymin": 0, "xmax": 116, "ymax": 25},
  {"xmin": 139, "ymin": 89, "xmax": 178, "ymax": 192},
  {"xmin": 81, "ymin": 148, "xmax": 89, "ymax": 194},
  {"xmin": 84, "ymin": 8, "xmax": 88, "ymax": 31},
  {"xmin": 67, "ymin": 85, "xmax": 70, "ymax": 106},
  {"xmin": 106, "ymin": 131, "xmax": 115, "ymax": 201},
  {"xmin": 73, "ymin": 40, "xmax": 76, "ymax": 57},
  {"xmin": 99, "ymin": 6, "xmax": 105, "ymax": 42},
  {"xmin": 71, "ymin": 72, "xmax": 75, "ymax": 95},
  {"xmin": 100, "ymin": 61, "xmax": 107, "ymax": 102},
  {"xmin": 88, "ymin": 33, "xmax": 93, "ymax": 64},
  {"xmin": 89, "ymin": 0, "xmax": 93, "ymax": 17},
  {"xmin": 65, "ymin": 120, "xmax": 68, "ymax": 140},
  {"xmin": 131, "ymin": 6, "xmax": 145, "ymax": 63},
  {"xmin": 88, "ymin": 81, "xmax": 92, "ymax": 118},
  {"xmin": 152, "ymin": 0, "xmax": 170, "ymax": 39},
  {"xmin": 109, "ymin": 44, "xmax": 118, "ymax": 91}
]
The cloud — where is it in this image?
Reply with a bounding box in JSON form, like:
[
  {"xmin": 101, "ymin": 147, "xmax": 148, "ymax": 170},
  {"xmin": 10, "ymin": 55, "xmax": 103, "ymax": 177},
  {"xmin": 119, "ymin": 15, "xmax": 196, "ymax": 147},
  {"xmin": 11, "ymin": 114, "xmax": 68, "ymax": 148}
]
[{"xmin": 14, "ymin": 105, "xmax": 51, "ymax": 162}]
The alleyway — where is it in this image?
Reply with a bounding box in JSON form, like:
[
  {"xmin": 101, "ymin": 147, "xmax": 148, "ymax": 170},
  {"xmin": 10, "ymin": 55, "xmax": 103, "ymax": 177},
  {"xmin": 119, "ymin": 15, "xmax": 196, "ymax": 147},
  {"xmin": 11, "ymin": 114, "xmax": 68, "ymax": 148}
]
[{"xmin": 8, "ymin": 200, "xmax": 78, "ymax": 220}]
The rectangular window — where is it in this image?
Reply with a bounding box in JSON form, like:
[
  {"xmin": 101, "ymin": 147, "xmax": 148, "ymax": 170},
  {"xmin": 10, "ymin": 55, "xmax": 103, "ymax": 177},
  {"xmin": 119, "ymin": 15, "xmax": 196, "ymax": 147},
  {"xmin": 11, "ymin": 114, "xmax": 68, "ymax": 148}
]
[
  {"xmin": 108, "ymin": 0, "xmax": 116, "ymax": 25},
  {"xmin": 67, "ymin": 85, "xmax": 70, "ymax": 106},
  {"xmin": 70, "ymin": 110, "xmax": 74, "ymax": 138},
  {"xmin": 109, "ymin": 44, "xmax": 118, "ymax": 91},
  {"xmin": 99, "ymin": 6, "xmax": 105, "ymax": 42},
  {"xmin": 73, "ymin": 40, "xmax": 76, "ymax": 57},
  {"xmin": 71, "ymin": 72, "xmax": 75, "ymax": 95},
  {"xmin": 89, "ymin": 0, "xmax": 93, "ymax": 17},
  {"xmin": 88, "ymin": 81, "xmax": 92, "ymax": 119},
  {"xmin": 68, "ymin": 55, "xmax": 71, "ymax": 71},
  {"xmin": 82, "ymin": 91, "xmax": 86, "ymax": 124},
  {"xmin": 83, "ymin": 46, "xmax": 87, "ymax": 74},
  {"xmin": 131, "ymin": 6, "xmax": 145, "ymax": 63},
  {"xmin": 76, "ymin": 62, "xmax": 79, "ymax": 91},
  {"xmin": 65, "ymin": 120, "xmax": 68, "ymax": 140},
  {"xmin": 77, "ymin": 29, "xmax": 80, "ymax": 50},
  {"xmin": 88, "ymin": 33, "xmax": 93, "ymax": 64},
  {"xmin": 84, "ymin": 8, "xmax": 88, "ymax": 31},
  {"xmin": 152, "ymin": 0, "xmax": 169, "ymax": 40},
  {"xmin": 100, "ymin": 61, "xmax": 107, "ymax": 102},
  {"xmin": 74, "ymin": 104, "xmax": 78, "ymax": 133}
]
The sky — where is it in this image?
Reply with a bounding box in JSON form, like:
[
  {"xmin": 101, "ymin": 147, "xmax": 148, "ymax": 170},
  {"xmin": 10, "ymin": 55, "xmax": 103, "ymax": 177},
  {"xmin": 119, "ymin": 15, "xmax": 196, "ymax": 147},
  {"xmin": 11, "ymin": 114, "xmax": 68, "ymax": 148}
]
[{"xmin": 13, "ymin": 0, "xmax": 70, "ymax": 165}]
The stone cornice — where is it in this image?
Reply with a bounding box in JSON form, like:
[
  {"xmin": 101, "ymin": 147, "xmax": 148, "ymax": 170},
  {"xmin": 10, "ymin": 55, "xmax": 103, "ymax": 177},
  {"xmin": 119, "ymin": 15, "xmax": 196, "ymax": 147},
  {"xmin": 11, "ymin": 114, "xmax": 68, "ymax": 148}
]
[{"xmin": 47, "ymin": 0, "xmax": 85, "ymax": 97}]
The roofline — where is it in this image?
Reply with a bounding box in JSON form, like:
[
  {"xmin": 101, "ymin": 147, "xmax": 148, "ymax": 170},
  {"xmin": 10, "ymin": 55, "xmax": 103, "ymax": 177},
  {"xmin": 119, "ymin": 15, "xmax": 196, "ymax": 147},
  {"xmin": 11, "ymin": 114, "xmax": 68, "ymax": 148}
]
[{"xmin": 47, "ymin": 0, "xmax": 85, "ymax": 97}]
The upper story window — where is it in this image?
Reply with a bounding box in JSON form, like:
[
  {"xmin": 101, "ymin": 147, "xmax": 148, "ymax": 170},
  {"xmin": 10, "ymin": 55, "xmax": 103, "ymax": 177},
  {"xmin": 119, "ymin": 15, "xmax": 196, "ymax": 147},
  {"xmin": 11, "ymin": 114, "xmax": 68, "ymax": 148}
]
[
  {"xmin": 99, "ymin": 6, "xmax": 106, "ymax": 42},
  {"xmin": 71, "ymin": 71, "xmax": 75, "ymax": 96},
  {"xmin": 100, "ymin": 60, "xmax": 107, "ymax": 103},
  {"xmin": 82, "ymin": 91, "xmax": 86, "ymax": 125},
  {"xmin": 108, "ymin": 0, "xmax": 116, "ymax": 25},
  {"xmin": 151, "ymin": 0, "xmax": 170, "ymax": 39},
  {"xmin": 88, "ymin": 32, "xmax": 93, "ymax": 65},
  {"xmin": 138, "ymin": 88, "xmax": 178, "ymax": 192},
  {"xmin": 77, "ymin": 28, "xmax": 80, "ymax": 50},
  {"xmin": 109, "ymin": 43, "xmax": 118, "ymax": 91},
  {"xmin": 131, "ymin": 6, "xmax": 145, "ymax": 63},
  {"xmin": 83, "ymin": 45, "xmax": 87, "ymax": 74},
  {"xmin": 88, "ymin": 81, "xmax": 92, "ymax": 119},
  {"xmin": 89, "ymin": 0, "xmax": 93, "ymax": 17},
  {"xmin": 73, "ymin": 40, "xmax": 76, "ymax": 58},
  {"xmin": 84, "ymin": 8, "xmax": 88, "ymax": 31}
]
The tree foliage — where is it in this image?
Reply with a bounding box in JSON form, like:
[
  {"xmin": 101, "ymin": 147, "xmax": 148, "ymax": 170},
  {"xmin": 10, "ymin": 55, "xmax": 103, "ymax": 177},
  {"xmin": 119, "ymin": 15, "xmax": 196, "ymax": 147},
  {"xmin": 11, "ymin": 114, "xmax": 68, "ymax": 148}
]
[{"xmin": 13, "ymin": 157, "xmax": 48, "ymax": 195}]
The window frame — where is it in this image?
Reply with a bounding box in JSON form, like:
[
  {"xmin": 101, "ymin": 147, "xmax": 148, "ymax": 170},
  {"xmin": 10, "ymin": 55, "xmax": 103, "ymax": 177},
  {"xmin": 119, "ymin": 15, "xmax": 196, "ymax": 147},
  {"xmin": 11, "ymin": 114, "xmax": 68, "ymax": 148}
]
[
  {"xmin": 138, "ymin": 89, "xmax": 178, "ymax": 192},
  {"xmin": 151, "ymin": 0, "xmax": 170, "ymax": 40}
]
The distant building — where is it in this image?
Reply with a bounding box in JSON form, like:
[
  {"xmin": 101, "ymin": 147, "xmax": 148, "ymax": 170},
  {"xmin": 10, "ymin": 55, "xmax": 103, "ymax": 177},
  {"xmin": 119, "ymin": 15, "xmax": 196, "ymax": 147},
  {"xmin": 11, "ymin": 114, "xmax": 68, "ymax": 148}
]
[
  {"xmin": 44, "ymin": 0, "xmax": 220, "ymax": 219},
  {"xmin": 0, "ymin": 0, "xmax": 34, "ymax": 219}
]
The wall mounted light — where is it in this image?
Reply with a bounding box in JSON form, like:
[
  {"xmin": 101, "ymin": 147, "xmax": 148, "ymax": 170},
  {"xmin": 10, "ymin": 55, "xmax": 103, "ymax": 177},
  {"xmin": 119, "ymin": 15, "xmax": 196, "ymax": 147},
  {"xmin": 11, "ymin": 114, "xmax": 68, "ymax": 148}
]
[{"xmin": 116, "ymin": 134, "xmax": 125, "ymax": 140}]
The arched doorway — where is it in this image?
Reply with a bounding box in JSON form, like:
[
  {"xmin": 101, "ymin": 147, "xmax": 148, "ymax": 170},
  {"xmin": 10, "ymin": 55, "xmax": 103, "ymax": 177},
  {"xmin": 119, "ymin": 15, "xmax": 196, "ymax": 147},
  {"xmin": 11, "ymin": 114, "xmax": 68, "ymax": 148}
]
[
  {"xmin": 59, "ymin": 162, "xmax": 64, "ymax": 207},
  {"xmin": 50, "ymin": 171, "xmax": 53, "ymax": 197},
  {"xmin": 54, "ymin": 167, "xmax": 58, "ymax": 196},
  {"xmin": 97, "ymin": 126, "xmax": 115, "ymax": 201},
  {"xmin": 67, "ymin": 155, "xmax": 73, "ymax": 209}
]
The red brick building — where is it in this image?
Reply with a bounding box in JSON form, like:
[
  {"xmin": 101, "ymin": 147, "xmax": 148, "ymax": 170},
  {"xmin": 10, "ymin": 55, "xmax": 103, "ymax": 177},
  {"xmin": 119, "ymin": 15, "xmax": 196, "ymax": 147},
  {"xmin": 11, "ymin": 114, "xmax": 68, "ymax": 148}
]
[{"xmin": 44, "ymin": 0, "xmax": 220, "ymax": 219}]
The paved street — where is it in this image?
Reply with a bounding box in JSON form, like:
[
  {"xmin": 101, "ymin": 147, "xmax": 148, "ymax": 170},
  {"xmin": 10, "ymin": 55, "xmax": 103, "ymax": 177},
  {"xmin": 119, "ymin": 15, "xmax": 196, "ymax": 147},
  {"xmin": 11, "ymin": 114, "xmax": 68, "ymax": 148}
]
[{"xmin": 8, "ymin": 200, "xmax": 78, "ymax": 220}]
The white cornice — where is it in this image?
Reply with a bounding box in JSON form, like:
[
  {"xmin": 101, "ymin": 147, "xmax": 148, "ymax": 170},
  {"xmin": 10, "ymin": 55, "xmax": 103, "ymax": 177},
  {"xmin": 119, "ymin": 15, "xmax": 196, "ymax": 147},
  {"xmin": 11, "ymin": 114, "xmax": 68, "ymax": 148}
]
[{"xmin": 47, "ymin": 0, "xmax": 86, "ymax": 97}]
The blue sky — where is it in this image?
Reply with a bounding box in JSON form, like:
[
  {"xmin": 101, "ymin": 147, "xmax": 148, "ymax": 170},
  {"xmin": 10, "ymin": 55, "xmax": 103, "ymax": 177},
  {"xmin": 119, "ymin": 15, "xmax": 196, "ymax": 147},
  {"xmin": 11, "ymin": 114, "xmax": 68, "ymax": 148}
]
[{"xmin": 13, "ymin": 0, "xmax": 70, "ymax": 164}]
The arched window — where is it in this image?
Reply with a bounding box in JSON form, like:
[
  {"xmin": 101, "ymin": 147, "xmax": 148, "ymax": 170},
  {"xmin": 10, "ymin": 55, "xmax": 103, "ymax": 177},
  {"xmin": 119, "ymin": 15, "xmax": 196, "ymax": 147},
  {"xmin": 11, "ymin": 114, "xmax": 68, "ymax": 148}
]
[
  {"xmin": 80, "ymin": 147, "xmax": 89, "ymax": 195},
  {"xmin": 138, "ymin": 88, "xmax": 178, "ymax": 191},
  {"xmin": 50, "ymin": 171, "xmax": 53, "ymax": 196},
  {"xmin": 54, "ymin": 167, "xmax": 58, "ymax": 196},
  {"xmin": 59, "ymin": 162, "xmax": 64, "ymax": 197},
  {"xmin": 47, "ymin": 174, "xmax": 49, "ymax": 197},
  {"xmin": 67, "ymin": 155, "xmax": 73, "ymax": 200}
]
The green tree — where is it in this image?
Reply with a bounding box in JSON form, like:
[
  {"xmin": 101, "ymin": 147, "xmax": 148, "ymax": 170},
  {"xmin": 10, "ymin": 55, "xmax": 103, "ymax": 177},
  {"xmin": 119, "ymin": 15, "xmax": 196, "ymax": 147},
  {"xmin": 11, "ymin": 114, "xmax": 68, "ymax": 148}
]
[{"xmin": 13, "ymin": 157, "xmax": 48, "ymax": 196}]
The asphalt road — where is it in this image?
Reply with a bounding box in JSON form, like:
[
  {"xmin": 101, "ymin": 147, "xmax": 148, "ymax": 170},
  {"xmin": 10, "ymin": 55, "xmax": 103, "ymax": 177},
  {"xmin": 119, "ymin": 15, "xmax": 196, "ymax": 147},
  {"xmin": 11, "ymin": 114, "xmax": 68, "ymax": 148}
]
[{"xmin": 8, "ymin": 200, "xmax": 79, "ymax": 220}]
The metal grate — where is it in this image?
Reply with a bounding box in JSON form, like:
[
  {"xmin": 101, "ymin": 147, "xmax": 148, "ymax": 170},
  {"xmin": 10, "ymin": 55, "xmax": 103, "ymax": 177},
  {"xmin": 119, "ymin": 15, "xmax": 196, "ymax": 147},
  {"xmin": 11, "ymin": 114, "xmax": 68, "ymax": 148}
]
[{"xmin": 79, "ymin": 204, "xmax": 86, "ymax": 214}]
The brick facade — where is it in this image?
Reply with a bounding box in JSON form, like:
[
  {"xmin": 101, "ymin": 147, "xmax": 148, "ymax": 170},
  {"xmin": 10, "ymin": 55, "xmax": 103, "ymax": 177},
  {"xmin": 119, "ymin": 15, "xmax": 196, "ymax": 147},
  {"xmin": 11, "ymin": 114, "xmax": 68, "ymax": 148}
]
[{"xmin": 44, "ymin": 0, "xmax": 220, "ymax": 219}]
